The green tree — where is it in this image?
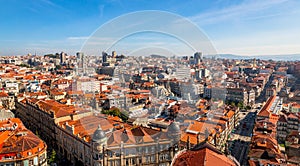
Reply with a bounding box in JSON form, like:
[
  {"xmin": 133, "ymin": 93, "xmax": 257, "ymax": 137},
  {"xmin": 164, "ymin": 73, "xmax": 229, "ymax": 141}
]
[
  {"xmin": 49, "ymin": 149, "xmax": 57, "ymax": 163},
  {"xmin": 55, "ymin": 65, "xmax": 62, "ymax": 70},
  {"xmin": 120, "ymin": 111, "xmax": 129, "ymax": 122},
  {"xmin": 102, "ymin": 107, "xmax": 127, "ymax": 121},
  {"xmin": 108, "ymin": 107, "xmax": 121, "ymax": 117},
  {"xmin": 225, "ymin": 100, "xmax": 230, "ymax": 105},
  {"xmin": 35, "ymin": 130, "xmax": 40, "ymax": 138},
  {"xmin": 237, "ymin": 102, "xmax": 244, "ymax": 109},
  {"xmin": 230, "ymin": 101, "xmax": 236, "ymax": 107},
  {"xmin": 17, "ymin": 64, "xmax": 31, "ymax": 68}
]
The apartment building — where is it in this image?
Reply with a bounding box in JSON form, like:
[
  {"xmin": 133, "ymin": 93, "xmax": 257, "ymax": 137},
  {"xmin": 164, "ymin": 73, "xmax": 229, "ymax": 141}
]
[
  {"xmin": 15, "ymin": 97, "xmax": 181, "ymax": 166},
  {"xmin": 180, "ymin": 106, "xmax": 238, "ymax": 152},
  {"xmin": 0, "ymin": 118, "xmax": 47, "ymax": 166},
  {"xmin": 248, "ymin": 96, "xmax": 286, "ymax": 165}
]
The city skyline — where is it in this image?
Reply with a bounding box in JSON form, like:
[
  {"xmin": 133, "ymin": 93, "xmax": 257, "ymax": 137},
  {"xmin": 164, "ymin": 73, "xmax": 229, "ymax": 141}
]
[
  {"xmin": 1, "ymin": 0, "xmax": 300, "ymax": 56},
  {"xmin": 1, "ymin": 1, "xmax": 300, "ymax": 166}
]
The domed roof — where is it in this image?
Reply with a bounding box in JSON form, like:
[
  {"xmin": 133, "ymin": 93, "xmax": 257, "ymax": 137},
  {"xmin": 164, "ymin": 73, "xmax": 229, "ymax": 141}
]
[
  {"xmin": 168, "ymin": 122, "xmax": 180, "ymax": 133},
  {"xmin": 167, "ymin": 122, "xmax": 180, "ymax": 140},
  {"xmin": 167, "ymin": 122, "xmax": 181, "ymax": 141},
  {"xmin": 92, "ymin": 125, "xmax": 106, "ymax": 142}
]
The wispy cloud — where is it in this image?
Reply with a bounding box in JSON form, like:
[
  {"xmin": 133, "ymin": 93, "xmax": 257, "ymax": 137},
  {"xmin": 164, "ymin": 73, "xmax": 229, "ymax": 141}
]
[
  {"xmin": 98, "ymin": 5, "xmax": 105, "ymax": 18},
  {"xmin": 27, "ymin": 7, "xmax": 40, "ymax": 14},
  {"xmin": 190, "ymin": 0, "xmax": 289, "ymax": 25},
  {"xmin": 187, "ymin": 0, "xmax": 300, "ymax": 55},
  {"xmin": 67, "ymin": 36, "xmax": 90, "ymax": 40},
  {"xmin": 29, "ymin": 0, "xmax": 70, "ymax": 14},
  {"xmin": 40, "ymin": 0, "xmax": 64, "ymax": 9},
  {"xmin": 217, "ymin": 44, "xmax": 300, "ymax": 56}
]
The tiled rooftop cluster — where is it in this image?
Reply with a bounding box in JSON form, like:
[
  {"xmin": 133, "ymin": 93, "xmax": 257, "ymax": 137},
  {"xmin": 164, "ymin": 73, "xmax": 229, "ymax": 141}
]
[
  {"xmin": 0, "ymin": 52, "xmax": 299, "ymax": 166},
  {"xmin": 0, "ymin": 118, "xmax": 47, "ymax": 165},
  {"xmin": 180, "ymin": 101, "xmax": 238, "ymax": 151},
  {"xmin": 248, "ymin": 96, "xmax": 286, "ymax": 165},
  {"xmin": 171, "ymin": 142, "xmax": 239, "ymax": 166}
]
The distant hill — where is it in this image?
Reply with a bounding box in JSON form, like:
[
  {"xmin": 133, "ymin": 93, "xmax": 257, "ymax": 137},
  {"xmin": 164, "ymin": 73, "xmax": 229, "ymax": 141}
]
[
  {"xmin": 143, "ymin": 53, "xmax": 299, "ymax": 61},
  {"xmin": 149, "ymin": 54, "xmax": 167, "ymax": 58},
  {"xmin": 217, "ymin": 54, "xmax": 300, "ymax": 61},
  {"xmin": 217, "ymin": 54, "xmax": 248, "ymax": 59}
]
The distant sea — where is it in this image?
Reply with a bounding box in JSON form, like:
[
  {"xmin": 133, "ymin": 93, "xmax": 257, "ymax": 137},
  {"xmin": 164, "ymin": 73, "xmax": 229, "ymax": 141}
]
[
  {"xmin": 147, "ymin": 54, "xmax": 300, "ymax": 61},
  {"xmin": 215, "ymin": 54, "xmax": 300, "ymax": 61}
]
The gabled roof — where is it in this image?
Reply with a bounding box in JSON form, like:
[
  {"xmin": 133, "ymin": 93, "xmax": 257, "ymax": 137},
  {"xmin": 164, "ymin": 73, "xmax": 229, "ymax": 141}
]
[
  {"xmin": 257, "ymin": 108, "xmax": 270, "ymax": 118},
  {"xmin": 287, "ymin": 113, "xmax": 298, "ymax": 120},
  {"xmin": 0, "ymin": 118, "xmax": 47, "ymax": 159},
  {"xmin": 278, "ymin": 114, "xmax": 287, "ymax": 123},
  {"xmin": 257, "ymin": 96, "xmax": 276, "ymax": 118},
  {"xmin": 172, "ymin": 142, "xmax": 237, "ymax": 166},
  {"xmin": 107, "ymin": 129, "xmax": 136, "ymax": 146}
]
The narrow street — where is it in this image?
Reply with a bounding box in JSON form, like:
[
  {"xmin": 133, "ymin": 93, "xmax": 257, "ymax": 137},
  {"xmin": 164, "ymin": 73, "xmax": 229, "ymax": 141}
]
[
  {"xmin": 256, "ymin": 75, "xmax": 273, "ymax": 103},
  {"xmin": 229, "ymin": 109, "xmax": 257, "ymax": 165}
]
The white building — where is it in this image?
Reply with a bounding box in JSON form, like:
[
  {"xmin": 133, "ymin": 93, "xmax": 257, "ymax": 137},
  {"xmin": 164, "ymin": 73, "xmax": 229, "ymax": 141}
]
[
  {"xmin": 76, "ymin": 78, "xmax": 100, "ymax": 93},
  {"xmin": 175, "ymin": 66, "xmax": 191, "ymax": 80}
]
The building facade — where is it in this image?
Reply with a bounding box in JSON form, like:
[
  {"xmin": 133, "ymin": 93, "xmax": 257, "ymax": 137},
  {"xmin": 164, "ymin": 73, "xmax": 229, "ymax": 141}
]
[{"xmin": 15, "ymin": 98, "xmax": 181, "ymax": 166}]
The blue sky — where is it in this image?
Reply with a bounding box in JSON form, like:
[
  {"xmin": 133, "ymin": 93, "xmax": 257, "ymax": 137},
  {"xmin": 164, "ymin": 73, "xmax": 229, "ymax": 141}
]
[{"xmin": 1, "ymin": 0, "xmax": 300, "ymax": 56}]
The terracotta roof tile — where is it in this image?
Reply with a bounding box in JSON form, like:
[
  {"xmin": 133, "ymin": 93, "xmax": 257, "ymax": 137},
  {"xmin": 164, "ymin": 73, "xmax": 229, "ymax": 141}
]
[
  {"xmin": 172, "ymin": 142, "xmax": 237, "ymax": 166},
  {"xmin": 0, "ymin": 118, "xmax": 47, "ymax": 160}
]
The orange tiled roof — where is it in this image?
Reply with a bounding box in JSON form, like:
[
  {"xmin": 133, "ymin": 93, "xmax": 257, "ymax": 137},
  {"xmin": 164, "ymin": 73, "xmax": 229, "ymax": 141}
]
[
  {"xmin": 257, "ymin": 96, "xmax": 276, "ymax": 118},
  {"xmin": 107, "ymin": 129, "xmax": 136, "ymax": 146},
  {"xmin": 27, "ymin": 98, "xmax": 84, "ymax": 118},
  {"xmin": 0, "ymin": 118, "xmax": 47, "ymax": 160},
  {"xmin": 172, "ymin": 142, "xmax": 237, "ymax": 166},
  {"xmin": 59, "ymin": 115, "xmax": 113, "ymax": 143},
  {"xmin": 291, "ymin": 103, "xmax": 300, "ymax": 108},
  {"xmin": 287, "ymin": 113, "xmax": 298, "ymax": 120},
  {"xmin": 0, "ymin": 92, "xmax": 9, "ymax": 98},
  {"xmin": 226, "ymin": 110, "xmax": 235, "ymax": 119}
]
